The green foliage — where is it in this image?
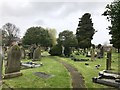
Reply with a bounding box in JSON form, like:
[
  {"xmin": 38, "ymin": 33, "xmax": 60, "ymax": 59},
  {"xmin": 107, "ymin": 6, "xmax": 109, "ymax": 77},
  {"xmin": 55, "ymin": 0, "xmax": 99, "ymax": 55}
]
[
  {"xmin": 49, "ymin": 44, "xmax": 62, "ymax": 56},
  {"xmin": 103, "ymin": 0, "xmax": 120, "ymax": 52},
  {"xmin": 22, "ymin": 27, "xmax": 53, "ymax": 47},
  {"xmin": 57, "ymin": 30, "xmax": 78, "ymax": 56},
  {"xmin": 47, "ymin": 28, "xmax": 57, "ymax": 46},
  {"xmin": 76, "ymin": 13, "xmax": 95, "ymax": 49},
  {"xmin": 64, "ymin": 47, "xmax": 72, "ymax": 57},
  {"xmin": 57, "ymin": 30, "xmax": 78, "ymax": 47}
]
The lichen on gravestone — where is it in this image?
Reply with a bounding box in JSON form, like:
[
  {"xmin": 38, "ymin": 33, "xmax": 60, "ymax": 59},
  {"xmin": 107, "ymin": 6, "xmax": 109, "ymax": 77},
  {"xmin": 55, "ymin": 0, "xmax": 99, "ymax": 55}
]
[
  {"xmin": 20, "ymin": 47, "xmax": 26, "ymax": 59},
  {"xmin": 33, "ymin": 46, "xmax": 41, "ymax": 61},
  {"xmin": 5, "ymin": 45, "xmax": 21, "ymax": 74}
]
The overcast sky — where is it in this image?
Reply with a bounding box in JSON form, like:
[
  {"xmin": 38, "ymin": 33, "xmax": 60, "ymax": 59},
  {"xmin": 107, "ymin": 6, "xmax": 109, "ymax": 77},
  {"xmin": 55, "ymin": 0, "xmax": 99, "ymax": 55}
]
[{"xmin": 0, "ymin": 0, "xmax": 114, "ymax": 45}]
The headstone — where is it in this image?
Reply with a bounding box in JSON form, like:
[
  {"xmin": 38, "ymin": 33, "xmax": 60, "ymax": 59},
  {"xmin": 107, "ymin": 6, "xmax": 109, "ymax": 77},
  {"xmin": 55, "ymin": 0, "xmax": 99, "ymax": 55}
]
[
  {"xmin": 91, "ymin": 47, "xmax": 95, "ymax": 61},
  {"xmin": 20, "ymin": 48, "xmax": 26, "ymax": 59},
  {"xmin": 29, "ymin": 45, "xmax": 36, "ymax": 59},
  {"xmin": 100, "ymin": 46, "xmax": 104, "ymax": 58},
  {"xmin": 33, "ymin": 46, "xmax": 41, "ymax": 61},
  {"xmin": 97, "ymin": 48, "xmax": 101, "ymax": 58},
  {"xmin": 5, "ymin": 45, "xmax": 22, "ymax": 75},
  {"xmin": 86, "ymin": 51, "xmax": 91, "ymax": 57},
  {"xmin": 106, "ymin": 48, "xmax": 112, "ymax": 70}
]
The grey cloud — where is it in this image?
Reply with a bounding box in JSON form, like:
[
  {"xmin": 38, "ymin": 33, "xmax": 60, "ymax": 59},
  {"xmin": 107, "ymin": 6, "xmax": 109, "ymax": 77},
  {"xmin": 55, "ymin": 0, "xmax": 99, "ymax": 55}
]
[
  {"xmin": 35, "ymin": 19, "xmax": 45, "ymax": 25},
  {"xmin": 1, "ymin": 2, "xmax": 108, "ymax": 18},
  {"xmin": 54, "ymin": 2, "xmax": 108, "ymax": 18}
]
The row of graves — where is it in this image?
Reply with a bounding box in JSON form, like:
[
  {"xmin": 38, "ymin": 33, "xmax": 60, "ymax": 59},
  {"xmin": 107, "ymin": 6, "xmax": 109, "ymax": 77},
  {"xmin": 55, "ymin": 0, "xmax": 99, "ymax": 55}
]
[
  {"xmin": 1, "ymin": 43, "xmax": 42, "ymax": 80},
  {"xmin": 70, "ymin": 45, "xmax": 120, "ymax": 88},
  {"xmin": 92, "ymin": 48, "xmax": 120, "ymax": 88},
  {"xmin": 70, "ymin": 45, "xmax": 104, "ymax": 62}
]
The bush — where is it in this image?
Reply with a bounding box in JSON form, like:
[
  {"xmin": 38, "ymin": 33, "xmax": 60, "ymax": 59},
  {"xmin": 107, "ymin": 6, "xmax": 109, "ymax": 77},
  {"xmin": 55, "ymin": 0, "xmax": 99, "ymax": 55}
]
[
  {"xmin": 64, "ymin": 47, "xmax": 72, "ymax": 57},
  {"xmin": 49, "ymin": 44, "xmax": 62, "ymax": 56}
]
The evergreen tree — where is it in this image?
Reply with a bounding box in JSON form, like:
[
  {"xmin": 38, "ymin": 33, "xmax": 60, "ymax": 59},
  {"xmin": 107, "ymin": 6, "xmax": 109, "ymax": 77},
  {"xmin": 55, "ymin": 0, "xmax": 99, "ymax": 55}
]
[
  {"xmin": 103, "ymin": 0, "xmax": 120, "ymax": 53},
  {"xmin": 76, "ymin": 13, "xmax": 95, "ymax": 49}
]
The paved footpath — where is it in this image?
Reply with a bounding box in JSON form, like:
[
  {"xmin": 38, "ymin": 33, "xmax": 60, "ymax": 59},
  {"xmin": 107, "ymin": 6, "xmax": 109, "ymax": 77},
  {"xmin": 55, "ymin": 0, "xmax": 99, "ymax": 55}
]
[{"xmin": 51, "ymin": 57, "xmax": 86, "ymax": 89}]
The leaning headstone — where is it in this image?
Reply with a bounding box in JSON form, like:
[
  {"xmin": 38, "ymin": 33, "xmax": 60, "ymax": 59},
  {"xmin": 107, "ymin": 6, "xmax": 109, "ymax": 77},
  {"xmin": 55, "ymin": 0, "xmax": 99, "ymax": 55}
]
[
  {"xmin": 33, "ymin": 46, "xmax": 41, "ymax": 61},
  {"xmin": 4, "ymin": 45, "xmax": 22, "ymax": 79},
  {"xmin": 106, "ymin": 48, "xmax": 112, "ymax": 70}
]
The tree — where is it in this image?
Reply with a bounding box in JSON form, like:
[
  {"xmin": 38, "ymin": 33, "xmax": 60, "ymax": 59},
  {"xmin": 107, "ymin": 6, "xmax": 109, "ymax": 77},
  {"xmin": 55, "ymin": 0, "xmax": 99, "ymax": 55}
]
[
  {"xmin": 57, "ymin": 30, "xmax": 78, "ymax": 56},
  {"xmin": 47, "ymin": 28, "xmax": 57, "ymax": 46},
  {"xmin": 57, "ymin": 30, "xmax": 78, "ymax": 48},
  {"xmin": 22, "ymin": 26, "xmax": 52, "ymax": 47},
  {"xmin": 49, "ymin": 44, "xmax": 62, "ymax": 56},
  {"xmin": 103, "ymin": 0, "xmax": 120, "ymax": 53},
  {"xmin": 1, "ymin": 23, "xmax": 20, "ymax": 46},
  {"xmin": 76, "ymin": 13, "xmax": 95, "ymax": 49}
]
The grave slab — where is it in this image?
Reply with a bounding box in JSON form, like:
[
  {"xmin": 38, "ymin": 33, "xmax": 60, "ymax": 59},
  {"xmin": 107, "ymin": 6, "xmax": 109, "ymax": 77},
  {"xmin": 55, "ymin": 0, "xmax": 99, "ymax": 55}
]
[{"xmin": 34, "ymin": 72, "xmax": 54, "ymax": 79}]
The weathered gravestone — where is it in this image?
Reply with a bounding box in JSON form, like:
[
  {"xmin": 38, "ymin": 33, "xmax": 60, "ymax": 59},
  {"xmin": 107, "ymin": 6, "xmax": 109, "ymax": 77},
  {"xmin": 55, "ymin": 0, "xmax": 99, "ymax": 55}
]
[
  {"xmin": 4, "ymin": 45, "xmax": 22, "ymax": 79},
  {"xmin": 100, "ymin": 46, "xmax": 104, "ymax": 58},
  {"xmin": 29, "ymin": 45, "xmax": 36, "ymax": 59},
  {"xmin": 106, "ymin": 48, "xmax": 112, "ymax": 70},
  {"xmin": 33, "ymin": 46, "xmax": 41, "ymax": 61},
  {"xmin": 20, "ymin": 48, "xmax": 26, "ymax": 59},
  {"xmin": 91, "ymin": 47, "xmax": 95, "ymax": 61}
]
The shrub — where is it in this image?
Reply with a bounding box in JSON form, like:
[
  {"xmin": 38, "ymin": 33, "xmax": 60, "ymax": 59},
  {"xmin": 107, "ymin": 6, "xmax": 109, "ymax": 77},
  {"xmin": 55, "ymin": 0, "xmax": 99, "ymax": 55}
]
[
  {"xmin": 64, "ymin": 47, "xmax": 72, "ymax": 57},
  {"xmin": 49, "ymin": 44, "xmax": 62, "ymax": 56}
]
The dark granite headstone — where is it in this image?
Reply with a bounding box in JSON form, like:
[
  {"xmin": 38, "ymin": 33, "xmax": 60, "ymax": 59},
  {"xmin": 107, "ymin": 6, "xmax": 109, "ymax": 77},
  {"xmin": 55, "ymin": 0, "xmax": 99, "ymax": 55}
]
[{"xmin": 106, "ymin": 48, "xmax": 112, "ymax": 70}]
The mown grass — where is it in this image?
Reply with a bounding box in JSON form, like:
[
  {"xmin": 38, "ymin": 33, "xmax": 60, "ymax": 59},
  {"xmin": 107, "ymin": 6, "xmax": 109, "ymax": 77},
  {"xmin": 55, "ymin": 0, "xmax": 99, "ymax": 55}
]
[
  {"xmin": 2, "ymin": 56, "xmax": 71, "ymax": 88},
  {"xmin": 56, "ymin": 52, "xmax": 119, "ymax": 89},
  {"xmin": 2, "ymin": 51, "xmax": 119, "ymax": 89}
]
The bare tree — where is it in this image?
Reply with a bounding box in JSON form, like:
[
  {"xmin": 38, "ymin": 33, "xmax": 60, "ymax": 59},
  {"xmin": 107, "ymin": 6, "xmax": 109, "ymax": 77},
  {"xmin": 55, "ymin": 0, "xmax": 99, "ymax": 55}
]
[{"xmin": 2, "ymin": 23, "xmax": 20, "ymax": 46}]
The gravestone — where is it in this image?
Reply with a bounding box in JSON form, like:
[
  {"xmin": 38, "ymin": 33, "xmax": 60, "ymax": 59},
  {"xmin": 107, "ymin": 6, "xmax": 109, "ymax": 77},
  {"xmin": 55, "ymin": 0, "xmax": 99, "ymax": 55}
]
[
  {"xmin": 91, "ymin": 47, "xmax": 95, "ymax": 61},
  {"xmin": 33, "ymin": 46, "xmax": 41, "ymax": 61},
  {"xmin": 29, "ymin": 45, "xmax": 36, "ymax": 59},
  {"xmin": 106, "ymin": 48, "xmax": 112, "ymax": 70},
  {"xmin": 20, "ymin": 48, "xmax": 26, "ymax": 59},
  {"xmin": 100, "ymin": 46, "xmax": 104, "ymax": 58},
  {"xmin": 4, "ymin": 45, "xmax": 22, "ymax": 79},
  {"xmin": 97, "ymin": 48, "xmax": 101, "ymax": 58}
]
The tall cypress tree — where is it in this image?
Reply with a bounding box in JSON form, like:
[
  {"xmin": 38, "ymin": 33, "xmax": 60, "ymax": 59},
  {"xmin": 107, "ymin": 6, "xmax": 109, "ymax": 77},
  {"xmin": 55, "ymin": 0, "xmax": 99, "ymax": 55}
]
[{"xmin": 76, "ymin": 13, "xmax": 95, "ymax": 49}]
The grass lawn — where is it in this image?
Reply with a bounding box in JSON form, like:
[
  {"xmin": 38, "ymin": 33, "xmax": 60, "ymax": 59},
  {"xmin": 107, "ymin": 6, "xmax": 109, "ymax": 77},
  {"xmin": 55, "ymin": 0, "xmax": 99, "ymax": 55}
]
[
  {"xmin": 2, "ymin": 56, "xmax": 71, "ymax": 88},
  {"xmin": 55, "ymin": 52, "xmax": 119, "ymax": 89},
  {"xmin": 2, "ymin": 51, "xmax": 119, "ymax": 89}
]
